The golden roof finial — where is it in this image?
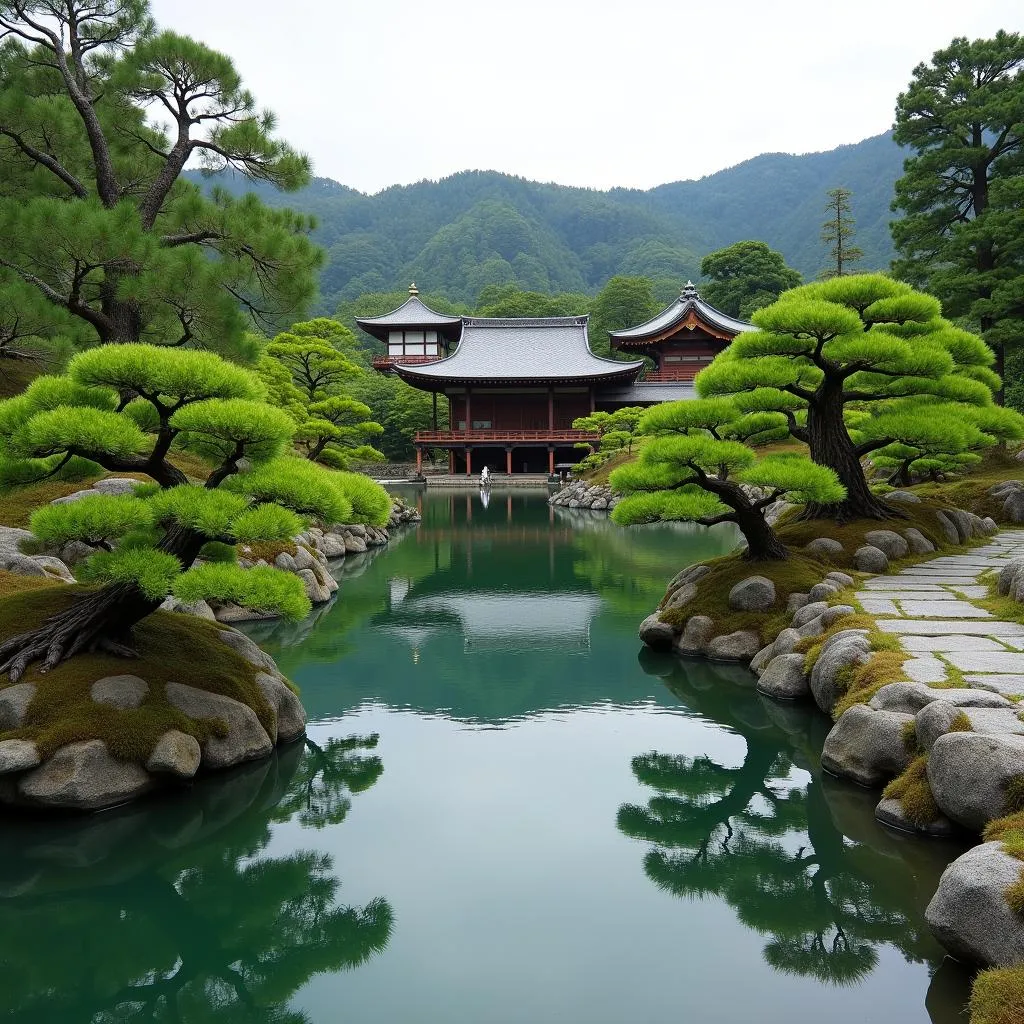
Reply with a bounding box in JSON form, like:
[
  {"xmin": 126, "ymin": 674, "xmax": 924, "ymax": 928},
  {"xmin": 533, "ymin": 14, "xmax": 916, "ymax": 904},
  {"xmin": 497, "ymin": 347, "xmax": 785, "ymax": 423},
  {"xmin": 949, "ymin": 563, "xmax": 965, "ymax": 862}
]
[{"xmin": 409, "ymin": 282, "xmax": 419, "ymax": 296}]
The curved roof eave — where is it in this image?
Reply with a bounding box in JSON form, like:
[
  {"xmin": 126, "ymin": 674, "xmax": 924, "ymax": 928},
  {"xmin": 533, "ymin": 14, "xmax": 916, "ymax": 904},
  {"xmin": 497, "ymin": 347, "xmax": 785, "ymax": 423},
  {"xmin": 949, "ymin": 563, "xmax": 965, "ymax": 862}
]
[{"xmin": 610, "ymin": 288, "xmax": 753, "ymax": 341}]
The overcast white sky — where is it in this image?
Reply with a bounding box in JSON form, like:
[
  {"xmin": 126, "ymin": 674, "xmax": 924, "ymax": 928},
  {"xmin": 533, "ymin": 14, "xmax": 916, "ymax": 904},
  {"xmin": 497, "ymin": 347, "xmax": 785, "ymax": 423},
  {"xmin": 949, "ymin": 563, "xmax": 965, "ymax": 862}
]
[{"xmin": 150, "ymin": 0, "xmax": 1020, "ymax": 194}]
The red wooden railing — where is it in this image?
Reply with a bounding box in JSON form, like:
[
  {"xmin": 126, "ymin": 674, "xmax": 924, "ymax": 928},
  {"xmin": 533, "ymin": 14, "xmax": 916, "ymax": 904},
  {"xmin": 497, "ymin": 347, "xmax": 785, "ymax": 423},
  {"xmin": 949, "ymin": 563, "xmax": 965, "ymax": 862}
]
[{"xmin": 414, "ymin": 429, "xmax": 599, "ymax": 444}]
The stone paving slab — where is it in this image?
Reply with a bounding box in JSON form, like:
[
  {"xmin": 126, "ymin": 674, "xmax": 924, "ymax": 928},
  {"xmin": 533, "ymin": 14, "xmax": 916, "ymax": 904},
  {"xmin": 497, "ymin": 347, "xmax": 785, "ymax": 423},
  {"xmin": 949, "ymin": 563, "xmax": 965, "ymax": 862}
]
[
  {"xmin": 964, "ymin": 675, "xmax": 1024, "ymax": 697},
  {"xmin": 877, "ymin": 620, "xmax": 1024, "ymax": 636},
  {"xmin": 946, "ymin": 652, "xmax": 1024, "ymax": 673},
  {"xmin": 863, "ymin": 581, "xmax": 949, "ymax": 591},
  {"xmin": 858, "ymin": 590, "xmax": 962, "ymax": 601},
  {"xmin": 904, "ymin": 657, "xmax": 949, "ymax": 683},
  {"xmin": 900, "ymin": 635, "xmax": 1015, "ymax": 653},
  {"xmin": 858, "ymin": 598, "xmax": 899, "ymax": 615},
  {"xmin": 898, "ymin": 600, "xmax": 992, "ymax": 618},
  {"xmin": 948, "ymin": 585, "xmax": 989, "ymax": 598}
]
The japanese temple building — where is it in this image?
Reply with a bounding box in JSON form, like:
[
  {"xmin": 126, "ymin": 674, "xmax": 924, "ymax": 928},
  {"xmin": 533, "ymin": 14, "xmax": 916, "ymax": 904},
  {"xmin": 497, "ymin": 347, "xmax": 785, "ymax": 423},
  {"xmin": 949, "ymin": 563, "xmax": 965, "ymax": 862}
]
[{"xmin": 361, "ymin": 282, "xmax": 752, "ymax": 476}]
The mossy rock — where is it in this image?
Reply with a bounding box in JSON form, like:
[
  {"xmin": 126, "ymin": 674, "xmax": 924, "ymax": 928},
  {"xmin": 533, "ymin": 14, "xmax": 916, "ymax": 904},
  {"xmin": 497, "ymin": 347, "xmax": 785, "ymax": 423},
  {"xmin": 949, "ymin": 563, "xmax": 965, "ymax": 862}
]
[{"xmin": 0, "ymin": 586, "xmax": 303, "ymax": 811}]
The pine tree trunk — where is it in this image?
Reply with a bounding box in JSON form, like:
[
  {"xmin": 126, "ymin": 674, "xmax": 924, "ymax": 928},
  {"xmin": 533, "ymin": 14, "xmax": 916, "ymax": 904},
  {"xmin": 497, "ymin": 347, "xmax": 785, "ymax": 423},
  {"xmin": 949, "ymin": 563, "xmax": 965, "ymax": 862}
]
[
  {"xmin": 0, "ymin": 526, "xmax": 205, "ymax": 681},
  {"xmin": 733, "ymin": 506, "xmax": 789, "ymax": 561},
  {"xmin": 802, "ymin": 391, "xmax": 899, "ymax": 521}
]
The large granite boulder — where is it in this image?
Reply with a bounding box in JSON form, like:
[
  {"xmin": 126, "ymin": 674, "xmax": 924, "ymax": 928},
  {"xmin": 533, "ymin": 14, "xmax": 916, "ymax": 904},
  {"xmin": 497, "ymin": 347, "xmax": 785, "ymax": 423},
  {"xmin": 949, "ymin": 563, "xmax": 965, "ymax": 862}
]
[
  {"xmin": 146, "ymin": 730, "xmax": 202, "ymax": 779},
  {"xmin": 809, "ymin": 630, "xmax": 871, "ymax": 715},
  {"xmin": 675, "ymin": 615, "xmax": 715, "ymax": 655},
  {"xmin": 255, "ymin": 672, "xmax": 307, "ymax": 744},
  {"xmin": 639, "ymin": 614, "xmax": 675, "ymax": 651},
  {"xmin": 864, "ymin": 530, "xmax": 910, "ymax": 559},
  {"xmin": 164, "ymin": 682, "xmax": 273, "ymax": 770},
  {"xmin": 926, "ymin": 842, "xmax": 1024, "ymax": 966},
  {"xmin": 0, "ymin": 739, "xmax": 40, "ymax": 774},
  {"xmin": 870, "ymin": 681, "xmax": 1013, "ymax": 716},
  {"xmin": 927, "ymin": 733, "xmax": 1024, "ymax": 832},
  {"xmin": 728, "ymin": 576, "xmax": 776, "ymax": 612},
  {"xmin": 854, "ymin": 545, "xmax": 889, "ymax": 573},
  {"xmin": 821, "ymin": 705, "xmax": 915, "ymax": 786},
  {"xmin": 805, "ymin": 537, "xmax": 844, "ymax": 560},
  {"xmin": 757, "ymin": 653, "xmax": 810, "ymax": 700},
  {"xmin": 706, "ymin": 630, "xmax": 761, "ymax": 663},
  {"xmin": 18, "ymin": 740, "xmax": 153, "ymax": 811},
  {"xmin": 0, "ymin": 683, "xmax": 36, "ymax": 730},
  {"xmin": 902, "ymin": 528, "xmax": 935, "ymax": 555},
  {"xmin": 90, "ymin": 675, "xmax": 149, "ymax": 710}
]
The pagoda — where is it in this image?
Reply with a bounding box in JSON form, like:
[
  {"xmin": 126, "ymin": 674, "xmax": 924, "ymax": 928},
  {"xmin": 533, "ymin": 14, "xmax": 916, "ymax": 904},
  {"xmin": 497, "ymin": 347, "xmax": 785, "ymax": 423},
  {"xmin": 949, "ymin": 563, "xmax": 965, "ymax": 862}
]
[
  {"xmin": 600, "ymin": 281, "xmax": 753, "ymax": 405},
  {"xmin": 361, "ymin": 283, "xmax": 751, "ymax": 477}
]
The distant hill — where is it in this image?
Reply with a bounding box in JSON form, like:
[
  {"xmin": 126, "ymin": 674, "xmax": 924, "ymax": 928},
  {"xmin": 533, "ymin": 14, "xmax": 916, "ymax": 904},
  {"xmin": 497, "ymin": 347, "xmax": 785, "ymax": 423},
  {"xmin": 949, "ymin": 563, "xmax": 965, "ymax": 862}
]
[{"xmin": 188, "ymin": 131, "xmax": 905, "ymax": 310}]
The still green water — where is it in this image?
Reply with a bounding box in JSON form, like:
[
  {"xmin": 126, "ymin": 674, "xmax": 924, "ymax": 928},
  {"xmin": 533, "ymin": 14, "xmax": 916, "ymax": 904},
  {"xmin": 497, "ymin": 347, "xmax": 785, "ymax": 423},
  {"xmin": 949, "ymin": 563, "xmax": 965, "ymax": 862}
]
[{"xmin": 0, "ymin": 488, "xmax": 975, "ymax": 1023}]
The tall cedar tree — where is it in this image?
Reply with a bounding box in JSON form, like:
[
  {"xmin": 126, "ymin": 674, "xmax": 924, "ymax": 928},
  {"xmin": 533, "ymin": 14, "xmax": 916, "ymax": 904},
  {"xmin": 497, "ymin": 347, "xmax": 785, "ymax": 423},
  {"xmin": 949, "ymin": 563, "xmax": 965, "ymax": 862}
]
[
  {"xmin": 892, "ymin": 31, "xmax": 1024, "ymax": 397},
  {"xmin": 696, "ymin": 274, "xmax": 1014, "ymax": 521},
  {"xmin": 0, "ymin": 344, "xmax": 391, "ymax": 680},
  {"xmin": 700, "ymin": 241, "xmax": 802, "ymax": 319},
  {"xmin": 609, "ymin": 399, "xmax": 844, "ymax": 560},
  {"xmin": 0, "ymin": 1, "xmax": 321, "ymax": 355},
  {"xmin": 820, "ymin": 188, "xmax": 863, "ymax": 279}
]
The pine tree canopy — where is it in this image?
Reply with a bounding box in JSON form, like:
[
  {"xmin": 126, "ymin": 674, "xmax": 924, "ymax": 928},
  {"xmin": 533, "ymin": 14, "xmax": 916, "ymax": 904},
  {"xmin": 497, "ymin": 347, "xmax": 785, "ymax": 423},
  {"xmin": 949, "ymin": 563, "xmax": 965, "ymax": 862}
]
[
  {"xmin": 0, "ymin": 1, "xmax": 322, "ymax": 356},
  {"xmin": 0, "ymin": 343, "xmax": 390, "ymax": 623},
  {"xmin": 260, "ymin": 318, "xmax": 386, "ymax": 468},
  {"xmin": 695, "ymin": 273, "xmax": 1019, "ymax": 518},
  {"xmin": 892, "ymin": 31, "xmax": 1024, "ymax": 392},
  {"xmin": 610, "ymin": 398, "xmax": 844, "ymax": 560}
]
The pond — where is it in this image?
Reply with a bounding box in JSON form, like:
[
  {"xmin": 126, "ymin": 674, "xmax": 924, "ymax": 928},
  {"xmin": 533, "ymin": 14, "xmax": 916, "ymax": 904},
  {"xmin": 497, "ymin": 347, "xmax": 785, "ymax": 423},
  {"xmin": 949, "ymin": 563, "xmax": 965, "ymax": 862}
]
[{"xmin": 0, "ymin": 487, "xmax": 975, "ymax": 1023}]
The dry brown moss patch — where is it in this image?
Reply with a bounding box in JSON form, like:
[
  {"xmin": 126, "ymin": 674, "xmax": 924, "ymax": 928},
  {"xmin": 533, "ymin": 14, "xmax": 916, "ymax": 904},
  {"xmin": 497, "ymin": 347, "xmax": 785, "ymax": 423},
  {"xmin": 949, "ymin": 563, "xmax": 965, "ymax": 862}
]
[
  {"xmin": 883, "ymin": 755, "xmax": 940, "ymax": 827},
  {"xmin": 971, "ymin": 966, "xmax": 1024, "ymax": 1024},
  {"xmin": 0, "ymin": 586, "xmax": 276, "ymax": 764}
]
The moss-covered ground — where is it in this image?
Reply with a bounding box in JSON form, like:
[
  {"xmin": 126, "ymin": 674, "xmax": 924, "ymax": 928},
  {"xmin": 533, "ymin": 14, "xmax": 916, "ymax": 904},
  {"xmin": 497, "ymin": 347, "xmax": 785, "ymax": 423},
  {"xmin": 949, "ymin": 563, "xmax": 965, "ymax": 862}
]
[
  {"xmin": 0, "ymin": 450, "xmax": 215, "ymax": 528},
  {"xmin": 0, "ymin": 586, "xmax": 276, "ymax": 765},
  {"xmin": 971, "ymin": 966, "xmax": 1024, "ymax": 1024}
]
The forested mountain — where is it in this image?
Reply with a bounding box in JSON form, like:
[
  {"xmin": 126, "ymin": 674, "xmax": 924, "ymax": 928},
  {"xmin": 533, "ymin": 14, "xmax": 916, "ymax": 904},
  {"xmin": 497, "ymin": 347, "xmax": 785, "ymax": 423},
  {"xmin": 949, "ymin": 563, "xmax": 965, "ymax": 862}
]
[{"xmin": 189, "ymin": 131, "xmax": 904, "ymax": 310}]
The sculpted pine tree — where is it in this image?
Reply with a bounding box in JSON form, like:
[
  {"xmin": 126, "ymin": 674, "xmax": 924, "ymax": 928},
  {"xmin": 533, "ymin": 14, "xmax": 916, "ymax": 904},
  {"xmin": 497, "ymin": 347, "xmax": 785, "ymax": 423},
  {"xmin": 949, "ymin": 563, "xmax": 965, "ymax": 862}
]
[
  {"xmin": 0, "ymin": 344, "xmax": 391, "ymax": 680},
  {"xmin": 892, "ymin": 32, "xmax": 1024, "ymax": 392},
  {"xmin": 819, "ymin": 188, "xmax": 863, "ymax": 278},
  {"xmin": 609, "ymin": 399, "xmax": 845, "ymax": 560},
  {"xmin": 0, "ymin": 1, "xmax": 320, "ymax": 354},
  {"xmin": 696, "ymin": 274, "xmax": 1009, "ymax": 520},
  {"xmin": 261, "ymin": 319, "xmax": 386, "ymax": 468}
]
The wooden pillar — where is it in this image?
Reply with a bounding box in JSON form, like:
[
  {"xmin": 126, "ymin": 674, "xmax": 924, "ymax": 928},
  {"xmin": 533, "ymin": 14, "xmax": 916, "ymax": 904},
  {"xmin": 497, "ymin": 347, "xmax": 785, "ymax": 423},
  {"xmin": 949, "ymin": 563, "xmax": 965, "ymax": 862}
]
[
  {"xmin": 548, "ymin": 445, "xmax": 555, "ymax": 476},
  {"xmin": 448, "ymin": 449, "xmax": 454, "ymax": 475},
  {"xmin": 415, "ymin": 447, "xmax": 422, "ymax": 474},
  {"xmin": 465, "ymin": 447, "xmax": 472, "ymax": 476},
  {"xmin": 505, "ymin": 447, "xmax": 513, "ymax": 475},
  {"xmin": 548, "ymin": 386, "xmax": 554, "ymax": 431},
  {"xmin": 465, "ymin": 388, "xmax": 472, "ymax": 433},
  {"xmin": 432, "ymin": 392, "xmax": 438, "ymax": 432}
]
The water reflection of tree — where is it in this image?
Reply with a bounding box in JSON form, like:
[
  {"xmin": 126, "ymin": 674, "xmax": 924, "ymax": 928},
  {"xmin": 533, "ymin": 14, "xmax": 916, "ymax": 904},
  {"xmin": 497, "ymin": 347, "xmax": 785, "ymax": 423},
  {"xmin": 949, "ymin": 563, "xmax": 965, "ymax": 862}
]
[
  {"xmin": 272, "ymin": 735, "xmax": 383, "ymax": 829},
  {"xmin": 621, "ymin": 652, "xmax": 958, "ymax": 990},
  {"xmin": 0, "ymin": 739, "xmax": 392, "ymax": 1023}
]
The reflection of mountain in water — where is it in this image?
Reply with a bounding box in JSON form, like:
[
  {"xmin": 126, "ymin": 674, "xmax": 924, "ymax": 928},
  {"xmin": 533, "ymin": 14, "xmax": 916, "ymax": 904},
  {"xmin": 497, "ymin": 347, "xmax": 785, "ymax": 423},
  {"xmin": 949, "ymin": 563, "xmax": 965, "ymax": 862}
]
[
  {"xmin": 623, "ymin": 651, "xmax": 972, "ymax": 1022},
  {"xmin": 0, "ymin": 738, "xmax": 391, "ymax": 1024},
  {"xmin": 247, "ymin": 490, "xmax": 737, "ymax": 724}
]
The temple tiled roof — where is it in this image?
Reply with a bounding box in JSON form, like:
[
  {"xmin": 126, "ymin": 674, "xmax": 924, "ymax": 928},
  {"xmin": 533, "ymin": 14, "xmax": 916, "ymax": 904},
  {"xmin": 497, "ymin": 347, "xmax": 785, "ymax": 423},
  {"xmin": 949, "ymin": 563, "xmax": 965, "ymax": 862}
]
[
  {"xmin": 393, "ymin": 317, "xmax": 644, "ymax": 387},
  {"xmin": 597, "ymin": 381, "xmax": 698, "ymax": 404},
  {"xmin": 356, "ymin": 290, "xmax": 463, "ymax": 342},
  {"xmin": 610, "ymin": 282, "xmax": 753, "ymax": 342}
]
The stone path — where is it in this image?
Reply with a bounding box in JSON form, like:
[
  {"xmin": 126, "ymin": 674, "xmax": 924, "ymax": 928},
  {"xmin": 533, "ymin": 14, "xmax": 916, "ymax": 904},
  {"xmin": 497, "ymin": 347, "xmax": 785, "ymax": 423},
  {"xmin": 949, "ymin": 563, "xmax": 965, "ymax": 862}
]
[{"xmin": 854, "ymin": 534, "xmax": 1024, "ymax": 697}]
